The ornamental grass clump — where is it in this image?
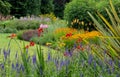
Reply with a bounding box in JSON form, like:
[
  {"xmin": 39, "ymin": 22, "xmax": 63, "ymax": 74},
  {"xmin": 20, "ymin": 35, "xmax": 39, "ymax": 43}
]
[{"xmin": 88, "ymin": 0, "xmax": 120, "ymax": 58}]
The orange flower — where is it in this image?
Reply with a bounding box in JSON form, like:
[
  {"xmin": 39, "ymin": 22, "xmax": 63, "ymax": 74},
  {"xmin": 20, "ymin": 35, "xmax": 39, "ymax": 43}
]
[
  {"xmin": 25, "ymin": 45, "xmax": 29, "ymax": 49},
  {"xmin": 77, "ymin": 45, "xmax": 81, "ymax": 49},
  {"xmin": 8, "ymin": 33, "xmax": 16, "ymax": 39},
  {"xmin": 30, "ymin": 41, "xmax": 35, "ymax": 46}
]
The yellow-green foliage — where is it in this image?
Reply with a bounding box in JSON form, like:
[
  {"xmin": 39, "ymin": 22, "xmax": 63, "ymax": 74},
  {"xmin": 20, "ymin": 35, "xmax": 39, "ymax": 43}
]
[{"xmin": 88, "ymin": 0, "xmax": 120, "ymax": 58}]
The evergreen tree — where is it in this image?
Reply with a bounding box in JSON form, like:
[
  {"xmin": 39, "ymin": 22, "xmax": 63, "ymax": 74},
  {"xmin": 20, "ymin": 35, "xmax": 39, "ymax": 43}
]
[
  {"xmin": 7, "ymin": 0, "xmax": 41, "ymax": 18},
  {"xmin": 41, "ymin": 0, "xmax": 54, "ymax": 14},
  {"xmin": 0, "ymin": 0, "xmax": 11, "ymax": 15}
]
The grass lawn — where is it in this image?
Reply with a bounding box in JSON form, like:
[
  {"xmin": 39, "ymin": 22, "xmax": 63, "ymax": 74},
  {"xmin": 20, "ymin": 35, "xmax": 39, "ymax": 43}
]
[{"xmin": 0, "ymin": 33, "xmax": 57, "ymax": 60}]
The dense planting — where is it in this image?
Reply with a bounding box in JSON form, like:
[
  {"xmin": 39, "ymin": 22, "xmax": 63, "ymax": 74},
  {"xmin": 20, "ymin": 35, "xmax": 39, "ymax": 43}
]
[{"xmin": 0, "ymin": 0, "xmax": 120, "ymax": 77}]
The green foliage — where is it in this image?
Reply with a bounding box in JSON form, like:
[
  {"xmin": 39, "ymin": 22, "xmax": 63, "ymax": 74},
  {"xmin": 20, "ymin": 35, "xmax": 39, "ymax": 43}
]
[
  {"xmin": 7, "ymin": 0, "xmax": 41, "ymax": 17},
  {"xmin": 88, "ymin": 0, "xmax": 120, "ymax": 58},
  {"xmin": 64, "ymin": 0, "xmax": 95, "ymax": 30},
  {"xmin": 53, "ymin": 0, "xmax": 71, "ymax": 18},
  {"xmin": 31, "ymin": 32, "xmax": 56, "ymax": 45},
  {"xmin": 41, "ymin": 0, "xmax": 54, "ymax": 14},
  {"xmin": 25, "ymin": 0, "xmax": 41, "ymax": 16},
  {"xmin": 64, "ymin": 0, "xmax": 120, "ymax": 31},
  {"xmin": 0, "ymin": 0, "xmax": 11, "ymax": 15},
  {"xmin": 0, "ymin": 19, "xmax": 41, "ymax": 31},
  {"xmin": 3, "ymin": 27, "xmax": 17, "ymax": 33}
]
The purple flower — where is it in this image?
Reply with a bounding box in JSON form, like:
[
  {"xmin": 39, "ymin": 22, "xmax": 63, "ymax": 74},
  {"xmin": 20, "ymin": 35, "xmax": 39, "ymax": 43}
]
[
  {"xmin": 88, "ymin": 54, "xmax": 93, "ymax": 65},
  {"xmin": 32, "ymin": 55, "xmax": 36, "ymax": 64},
  {"xmin": 20, "ymin": 64, "xmax": 24, "ymax": 72},
  {"xmin": 60, "ymin": 60, "xmax": 65, "ymax": 68},
  {"xmin": 0, "ymin": 64, "xmax": 4, "ymax": 69},
  {"xmin": 12, "ymin": 63, "xmax": 14, "ymax": 69},
  {"xmin": 16, "ymin": 63, "xmax": 19, "ymax": 68},
  {"xmin": 47, "ymin": 52, "xmax": 51, "ymax": 61},
  {"xmin": 3, "ymin": 49, "xmax": 10, "ymax": 59}
]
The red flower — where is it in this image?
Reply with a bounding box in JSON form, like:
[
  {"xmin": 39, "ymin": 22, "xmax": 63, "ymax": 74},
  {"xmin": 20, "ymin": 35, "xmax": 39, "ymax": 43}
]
[
  {"xmin": 38, "ymin": 28, "xmax": 43, "ymax": 33},
  {"xmin": 76, "ymin": 38, "xmax": 82, "ymax": 43},
  {"xmin": 66, "ymin": 33, "xmax": 72, "ymax": 37},
  {"xmin": 77, "ymin": 45, "xmax": 84, "ymax": 51},
  {"xmin": 8, "ymin": 33, "xmax": 16, "ymax": 39},
  {"xmin": 30, "ymin": 41, "xmax": 35, "ymax": 46},
  {"xmin": 25, "ymin": 45, "xmax": 29, "ymax": 49},
  {"xmin": 77, "ymin": 45, "xmax": 81, "ymax": 49}
]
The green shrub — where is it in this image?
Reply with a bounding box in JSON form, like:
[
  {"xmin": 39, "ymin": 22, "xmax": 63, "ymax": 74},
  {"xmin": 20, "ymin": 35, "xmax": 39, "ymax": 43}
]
[
  {"xmin": 64, "ymin": 0, "xmax": 120, "ymax": 31},
  {"xmin": 3, "ymin": 27, "xmax": 17, "ymax": 33},
  {"xmin": 0, "ymin": 19, "xmax": 41, "ymax": 30},
  {"xmin": 31, "ymin": 32, "xmax": 56, "ymax": 45}
]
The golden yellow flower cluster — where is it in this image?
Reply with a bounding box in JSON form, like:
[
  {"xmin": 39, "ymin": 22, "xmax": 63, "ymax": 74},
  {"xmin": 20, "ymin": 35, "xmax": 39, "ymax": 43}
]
[
  {"xmin": 61, "ymin": 31, "xmax": 101, "ymax": 40},
  {"xmin": 54, "ymin": 27, "xmax": 78, "ymax": 34}
]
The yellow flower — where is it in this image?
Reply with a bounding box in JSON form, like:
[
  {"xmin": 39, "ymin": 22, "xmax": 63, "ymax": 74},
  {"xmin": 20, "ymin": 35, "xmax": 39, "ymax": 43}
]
[
  {"xmin": 59, "ymin": 42, "xmax": 66, "ymax": 47},
  {"xmin": 81, "ymin": 21, "xmax": 84, "ymax": 25},
  {"xmin": 46, "ymin": 42, "xmax": 52, "ymax": 46}
]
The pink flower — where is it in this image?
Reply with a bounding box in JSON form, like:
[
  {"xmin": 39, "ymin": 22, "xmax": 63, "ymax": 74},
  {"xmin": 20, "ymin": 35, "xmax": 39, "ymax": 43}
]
[{"xmin": 40, "ymin": 24, "xmax": 48, "ymax": 29}]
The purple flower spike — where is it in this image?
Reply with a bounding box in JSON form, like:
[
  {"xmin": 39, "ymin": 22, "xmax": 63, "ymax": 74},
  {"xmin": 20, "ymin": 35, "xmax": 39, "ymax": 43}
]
[
  {"xmin": 109, "ymin": 59, "xmax": 113, "ymax": 66},
  {"xmin": 1, "ymin": 64, "xmax": 4, "ymax": 69},
  {"xmin": 3, "ymin": 49, "xmax": 10, "ymax": 60},
  {"xmin": 32, "ymin": 55, "xmax": 36, "ymax": 64},
  {"xmin": 60, "ymin": 60, "xmax": 65, "ymax": 68},
  {"xmin": 88, "ymin": 54, "xmax": 93, "ymax": 65},
  {"xmin": 16, "ymin": 63, "xmax": 19, "ymax": 68},
  {"xmin": 3, "ymin": 50, "xmax": 7, "ymax": 59},
  {"xmin": 20, "ymin": 64, "xmax": 24, "ymax": 72},
  {"xmin": 12, "ymin": 63, "xmax": 14, "ymax": 69},
  {"xmin": 47, "ymin": 53, "xmax": 51, "ymax": 61}
]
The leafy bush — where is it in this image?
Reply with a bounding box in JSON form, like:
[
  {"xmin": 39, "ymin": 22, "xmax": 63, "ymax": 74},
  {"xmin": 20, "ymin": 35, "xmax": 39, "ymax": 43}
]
[
  {"xmin": 31, "ymin": 32, "xmax": 56, "ymax": 45},
  {"xmin": 3, "ymin": 27, "xmax": 17, "ymax": 33},
  {"xmin": 0, "ymin": 19, "xmax": 41, "ymax": 30},
  {"xmin": 64, "ymin": 0, "xmax": 120, "ymax": 31}
]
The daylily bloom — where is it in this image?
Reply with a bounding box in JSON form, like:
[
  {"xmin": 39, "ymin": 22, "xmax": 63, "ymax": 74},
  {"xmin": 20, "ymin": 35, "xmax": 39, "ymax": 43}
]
[
  {"xmin": 8, "ymin": 33, "xmax": 16, "ymax": 39},
  {"xmin": 25, "ymin": 45, "xmax": 29, "ymax": 49},
  {"xmin": 38, "ymin": 28, "xmax": 43, "ymax": 33},
  {"xmin": 30, "ymin": 41, "xmax": 35, "ymax": 46}
]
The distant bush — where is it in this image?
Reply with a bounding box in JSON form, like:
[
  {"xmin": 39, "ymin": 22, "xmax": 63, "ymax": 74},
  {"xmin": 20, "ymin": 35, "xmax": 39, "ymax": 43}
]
[
  {"xmin": 64, "ymin": 0, "xmax": 120, "ymax": 31},
  {"xmin": 0, "ymin": 19, "xmax": 41, "ymax": 31}
]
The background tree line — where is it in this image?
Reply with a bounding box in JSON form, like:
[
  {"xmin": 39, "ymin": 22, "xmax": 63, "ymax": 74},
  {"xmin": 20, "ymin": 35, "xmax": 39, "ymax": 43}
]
[{"xmin": 0, "ymin": 0, "xmax": 71, "ymax": 18}]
